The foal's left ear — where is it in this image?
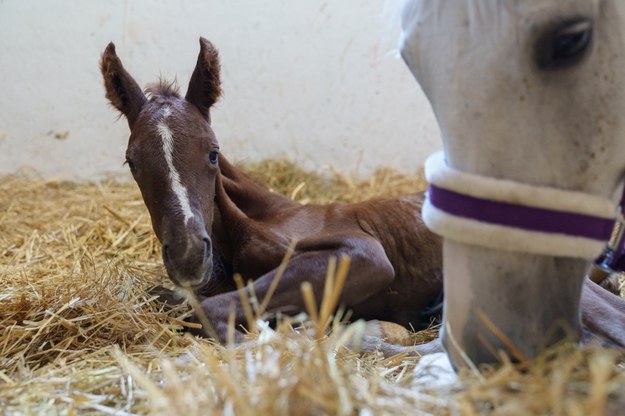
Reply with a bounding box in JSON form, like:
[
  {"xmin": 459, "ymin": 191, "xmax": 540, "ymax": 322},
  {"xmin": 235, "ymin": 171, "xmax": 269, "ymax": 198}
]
[{"xmin": 186, "ymin": 37, "xmax": 222, "ymax": 121}]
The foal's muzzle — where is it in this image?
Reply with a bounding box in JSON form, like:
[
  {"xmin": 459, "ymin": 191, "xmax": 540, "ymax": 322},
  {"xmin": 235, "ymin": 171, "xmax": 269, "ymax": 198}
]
[{"xmin": 161, "ymin": 230, "xmax": 213, "ymax": 288}]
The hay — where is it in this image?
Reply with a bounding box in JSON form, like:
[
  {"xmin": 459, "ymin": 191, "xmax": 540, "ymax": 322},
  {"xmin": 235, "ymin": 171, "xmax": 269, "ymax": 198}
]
[
  {"xmin": 244, "ymin": 159, "xmax": 428, "ymax": 204},
  {"xmin": 1, "ymin": 160, "xmax": 625, "ymax": 415}
]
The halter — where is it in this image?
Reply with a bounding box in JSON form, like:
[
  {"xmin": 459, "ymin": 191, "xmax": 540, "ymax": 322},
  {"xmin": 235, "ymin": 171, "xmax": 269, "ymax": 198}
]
[{"xmin": 422, "ymin": 151, "xmax": 625, "ymax": 282}]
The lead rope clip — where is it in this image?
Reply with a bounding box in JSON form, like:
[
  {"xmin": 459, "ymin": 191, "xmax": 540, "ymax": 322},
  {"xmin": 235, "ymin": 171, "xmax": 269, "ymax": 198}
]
[{"xmin": 589, "ymin": 206, "xmax": 625, "ymax": 284}]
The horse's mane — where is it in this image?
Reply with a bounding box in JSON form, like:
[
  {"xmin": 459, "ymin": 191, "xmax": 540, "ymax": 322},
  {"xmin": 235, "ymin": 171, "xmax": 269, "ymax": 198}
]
[{"xmin": 145, "ymin": 78, "xmax": 180, "ymax": 99}]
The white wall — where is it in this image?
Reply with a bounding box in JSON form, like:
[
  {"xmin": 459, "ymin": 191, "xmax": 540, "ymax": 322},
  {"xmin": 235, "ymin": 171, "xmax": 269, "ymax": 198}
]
[{"xmin": 0, "ymin": 0, "xmax": 440, "ymax": 180}]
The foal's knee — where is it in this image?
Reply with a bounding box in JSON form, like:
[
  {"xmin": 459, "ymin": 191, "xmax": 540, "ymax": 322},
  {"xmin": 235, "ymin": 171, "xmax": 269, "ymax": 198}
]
[{"xmin": 343, "ymin": 238, "xmax": 395, "ymax": 288}]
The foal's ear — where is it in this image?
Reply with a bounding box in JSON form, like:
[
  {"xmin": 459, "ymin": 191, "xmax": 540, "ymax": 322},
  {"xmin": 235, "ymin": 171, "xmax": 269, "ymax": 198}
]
[
  {"xmin": 185, "ymin": 37, "xmax": 222, "ymax": 120},
  {"xmin": 100, "ymin": 42, "xmax": 147, "ymax": 130}
]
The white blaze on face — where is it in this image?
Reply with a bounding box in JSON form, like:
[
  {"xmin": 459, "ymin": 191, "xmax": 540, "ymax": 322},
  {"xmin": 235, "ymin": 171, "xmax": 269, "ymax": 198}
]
[{"xmin": 157, "ymin": 107, "xmax": 195, "ymax": 225}]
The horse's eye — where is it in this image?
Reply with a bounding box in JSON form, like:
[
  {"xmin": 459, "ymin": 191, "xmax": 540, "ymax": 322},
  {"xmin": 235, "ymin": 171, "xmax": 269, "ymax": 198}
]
[
  {"xmin": 209, "ymin": 150, "xmax": 219, "ymax": 165},
  {"xmin": 535, "ymin": 18, "xmax": 592, "ymax": 70}
]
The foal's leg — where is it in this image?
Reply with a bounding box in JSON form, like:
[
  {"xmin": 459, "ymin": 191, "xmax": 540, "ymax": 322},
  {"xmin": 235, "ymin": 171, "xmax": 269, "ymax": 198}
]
[
  {"xmin": 581, "ymin": 278, "xmax": 625, "ymax": 348},
  {"xmin": 189, "ymin": 234, "xmax": 396, "ymax": 343}
]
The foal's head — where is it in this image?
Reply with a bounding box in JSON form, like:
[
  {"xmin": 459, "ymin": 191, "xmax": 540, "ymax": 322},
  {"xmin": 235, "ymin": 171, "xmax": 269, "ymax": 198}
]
[{"xmin": 101, "ymin": 38, "xmax": 222, "ymax": 288}]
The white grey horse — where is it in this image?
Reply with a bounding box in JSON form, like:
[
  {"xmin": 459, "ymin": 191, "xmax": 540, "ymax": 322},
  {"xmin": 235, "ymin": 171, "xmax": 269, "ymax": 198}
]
[{"xmin": 400, "ymin": 0, "xmax": 625, "ymax": 368}]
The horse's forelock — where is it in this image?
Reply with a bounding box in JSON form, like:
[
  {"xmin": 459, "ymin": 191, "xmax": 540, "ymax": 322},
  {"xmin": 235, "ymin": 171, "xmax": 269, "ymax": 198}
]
[{"xmin": 145, "ymin": 78, "xmax": 181, "ymax": 100}]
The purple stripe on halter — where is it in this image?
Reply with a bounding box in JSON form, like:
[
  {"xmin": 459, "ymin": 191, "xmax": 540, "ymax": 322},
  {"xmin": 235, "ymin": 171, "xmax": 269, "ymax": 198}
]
[{"xmin": 428, "ymin": 184, "xmax": 615, "ymax": 241}]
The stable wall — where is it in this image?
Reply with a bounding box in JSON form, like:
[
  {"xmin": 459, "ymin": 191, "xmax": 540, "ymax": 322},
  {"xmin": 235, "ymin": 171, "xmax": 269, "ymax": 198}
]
[{"xmin": 0, "ymin": 0, "xmax": 440, "ymax": 180}]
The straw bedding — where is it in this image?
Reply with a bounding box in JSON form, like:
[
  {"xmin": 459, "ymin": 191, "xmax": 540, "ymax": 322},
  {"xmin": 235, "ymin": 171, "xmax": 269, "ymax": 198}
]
[{"xmin": 1, "ymin": 160, "xmax": 625, "ymax": 415}]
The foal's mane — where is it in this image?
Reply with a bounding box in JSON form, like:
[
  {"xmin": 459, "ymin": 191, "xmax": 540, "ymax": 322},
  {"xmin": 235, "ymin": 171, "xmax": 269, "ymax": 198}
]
[{"xmin": 145, "ymin": 79, "xmax": 180, "ymax": 99}]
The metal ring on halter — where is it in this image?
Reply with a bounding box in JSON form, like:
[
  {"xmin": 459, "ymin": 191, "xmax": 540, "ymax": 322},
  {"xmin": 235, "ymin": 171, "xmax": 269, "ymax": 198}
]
[{"xmin": 422, "ymin": 151, "xmax": 622, "ymax": 267}]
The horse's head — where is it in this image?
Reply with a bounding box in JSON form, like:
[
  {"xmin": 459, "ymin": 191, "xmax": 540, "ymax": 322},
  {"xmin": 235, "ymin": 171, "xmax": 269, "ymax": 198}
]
[
  {"xmin": 100, "ymin": 38, "xmax": 222, "ymax": 289},
  {"xmin": 402, "ymin": 0, "xmax": 625, "ymax": 191},
  {"xmin": 401, "ymin": 1, "xmax": 625, "ymax": 366}
]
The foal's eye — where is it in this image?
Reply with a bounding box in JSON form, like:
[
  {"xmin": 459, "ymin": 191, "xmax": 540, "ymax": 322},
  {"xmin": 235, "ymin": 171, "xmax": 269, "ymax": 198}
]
[
  {"xmin": 125, "ymin": 159, "xmax": 137, "ymax": 174},
  {"xmin": 208, "ymin": 151, "xmax": 219, "ymax": 165},
  {"xmin": 535, "ymin": 18, "xmax": 593, "ymax": 70}
]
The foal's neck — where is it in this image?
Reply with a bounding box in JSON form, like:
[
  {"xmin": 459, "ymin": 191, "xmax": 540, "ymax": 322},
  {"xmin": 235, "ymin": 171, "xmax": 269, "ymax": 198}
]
[
  {"xmin": 210, "ymin": 155, "xmax": 296, "ymax": 266},
  {"xmin": 216, "ymin": 155, "xmax": 294, "ymax": 219}
]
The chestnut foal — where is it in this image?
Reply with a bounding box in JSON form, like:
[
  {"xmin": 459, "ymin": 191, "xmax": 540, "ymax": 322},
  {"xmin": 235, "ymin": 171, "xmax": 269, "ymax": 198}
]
[{"xmin": 100, "ymin": 38, "xmax": 443, "ymax": 348}]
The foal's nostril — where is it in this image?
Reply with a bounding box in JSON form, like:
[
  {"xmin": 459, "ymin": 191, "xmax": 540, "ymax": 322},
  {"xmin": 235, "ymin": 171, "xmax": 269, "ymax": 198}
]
[
  {"xmin": 203, "ymin": 238, "xmax": 212, "ymax": 259},
  {"xmin": 162, "ymin": 244, "xmax": 170, "ymax": 263}
]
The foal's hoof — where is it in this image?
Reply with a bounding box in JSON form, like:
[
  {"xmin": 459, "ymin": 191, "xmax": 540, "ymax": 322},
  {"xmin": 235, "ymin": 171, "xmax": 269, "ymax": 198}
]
[
  {"xmin": 587, "ymin": 266, "xmax": 622, "ymax": 296},
  {"xmin": 342, "ymin": 320, "xmax": 443, "ymax": 358},
  {"xmin": 147, "ymin": 285, "xmax": 187, "ymax": 307},
  {"xmin": 599, "ymin": 273, "xmax": 623, "ymax": 296}
]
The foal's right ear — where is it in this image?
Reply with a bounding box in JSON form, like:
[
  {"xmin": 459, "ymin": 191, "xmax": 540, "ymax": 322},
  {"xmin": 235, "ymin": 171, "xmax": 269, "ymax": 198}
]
[{"xmin": 100, "ymin": 42, "xmax": 147, "ymax": 130}]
